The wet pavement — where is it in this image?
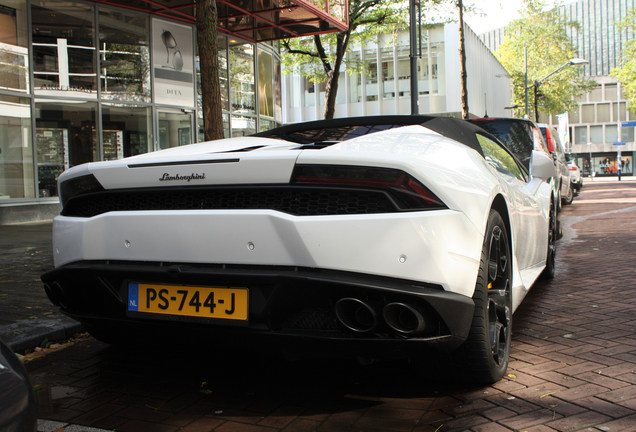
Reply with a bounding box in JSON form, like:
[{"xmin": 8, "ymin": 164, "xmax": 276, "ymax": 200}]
[{"xmin": 4, "ymin": 180, "xmax": 636, "ymax": 431}]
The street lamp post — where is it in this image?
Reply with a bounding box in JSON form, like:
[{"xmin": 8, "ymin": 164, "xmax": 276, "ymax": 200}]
[{"xmin": 525, "ymin": 58, "xmax": 588, "ymax": 121}]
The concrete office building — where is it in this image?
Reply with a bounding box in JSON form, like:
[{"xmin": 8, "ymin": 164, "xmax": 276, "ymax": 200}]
[
  {"xmin": 282, "ymin": 22, "xmax": 512, "ymax": 123},
  {"xmin": 481, "ymin": 0, "xmax": 636, "ymax": 178}
]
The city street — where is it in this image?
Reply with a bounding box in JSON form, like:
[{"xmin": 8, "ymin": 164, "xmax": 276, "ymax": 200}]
[{"xmin": 22, "ymin": 181, "xmax": 636, "ymax": 431}]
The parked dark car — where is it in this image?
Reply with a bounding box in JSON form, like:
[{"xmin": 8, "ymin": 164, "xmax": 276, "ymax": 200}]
[
  {"xmin": 469, "ymin": 117, "xmax": 559, "ymax": 208},
  {"xmin": 0, "ymin": 338, "xmax": 37, "ymax": 432}
]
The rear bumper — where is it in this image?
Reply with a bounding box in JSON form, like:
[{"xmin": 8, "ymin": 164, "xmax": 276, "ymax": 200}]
[{"xmin": 41, "ymin": 261, "xmax": 475, "ymax": 352}]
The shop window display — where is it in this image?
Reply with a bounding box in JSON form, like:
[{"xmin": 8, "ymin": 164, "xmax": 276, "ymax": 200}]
[
  {"xmin": 98, "ymin": 8, "xmax": 150, "ymax": 102},
  {"xmin": 0, "ymin": 1, "xmax": 29, "ymax": 93},
  {"xmin": 35, "ymin": 101, "xmax": 97, "ymax": 197},
  {"xmin": 102, "ymin": 104, "xmax": 151, "ymax": 158},
  {"xmin": 31, "ymin": 1, "xmax": 97, "ymax": 96},
  {"xmin": 0, "ymin": 95, "xmax": 34, "ymax": 199}
]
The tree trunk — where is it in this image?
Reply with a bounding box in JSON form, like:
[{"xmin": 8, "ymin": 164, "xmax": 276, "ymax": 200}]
[
  {"xmin": 197, "ymin": 0, "xmax": 224, "ymax": 141},
  {"xmin": 323, "ymin": 69, "xmax": 340, "ymax": 119},
  {"xmin": 458, "ymin": 0, "xmax": 469, "ymax": 119},
  {"xmin": 322, "ymin": 33, "xmax": 348, "ymax": 120}
]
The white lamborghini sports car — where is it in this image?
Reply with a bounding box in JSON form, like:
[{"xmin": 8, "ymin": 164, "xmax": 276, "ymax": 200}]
[{"xmin": 42, "ymin": 116, "xmax": 556, "ymax": 383}]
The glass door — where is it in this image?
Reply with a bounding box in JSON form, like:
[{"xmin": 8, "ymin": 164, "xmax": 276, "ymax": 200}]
[{"xmin": 157, "ymin": 109, "xmax": 192, "ymax": 150}]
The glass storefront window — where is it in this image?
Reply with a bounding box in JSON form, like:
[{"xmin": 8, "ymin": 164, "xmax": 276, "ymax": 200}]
[
  {"xmin": 0, "ymin": 1, "xmax": 30, "ymax": 93},
  {"xmin": 98, "ymin": 8, "xmax": 150, "ymax": 102},
  {"xmin": 35, "ymin": 100, "xmax": 97, "ymax": 197},
  {"xmin": 259, "ymin": 118, "xmax": 276, "ymax": 132},
  {"xmin": 230, "ymin": 44, "xmax": 255, "ymax": 115},
  {"xmin": 0, "ymin": 95, "xmax": 34, "ymax": 199},
  {"xmin": 158, "ymin": 110, "xmax": 192, "ymax": 149},
  {"xmin": 102, "ymin": 104, "xmax": 152, "ymax": 159},
  {"xmin": 591, "ymin": 154, "xmax": 632, "ymax": 176},
  {"xmin": 231, "ymin": 114, "xmax": 255, "ymax": 137},
  {"xmin": 274, "ymin": 56, "xmax": 282, "ymax": 121},
  {"xmin": 32, "ymin": 1, "xmax": 96, "ymax": 96},
  {"xmin": 257, "ymin": 49, "xmax": 274, "ymax": 118}
]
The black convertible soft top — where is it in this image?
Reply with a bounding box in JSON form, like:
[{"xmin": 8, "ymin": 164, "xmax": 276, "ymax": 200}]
[{"xmin": 254, "ymin": 115, "xmax": 499, "ymax": 157}]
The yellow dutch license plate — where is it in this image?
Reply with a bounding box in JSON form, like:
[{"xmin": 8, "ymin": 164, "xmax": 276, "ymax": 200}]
[{"xmin": 127, "ymin": 282, "xmax": 248, "ymax": 321}]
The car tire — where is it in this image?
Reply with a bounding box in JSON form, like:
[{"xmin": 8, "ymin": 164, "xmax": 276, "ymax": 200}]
[
  {"xmin": 562, "ymin": 184, "xmax": 574, "ymax": 205},
  {"xmin": 541, "ymin": 203, "xmax": 557, "ymax": 279},
  {"xmin": 455, "ymin": 210, "xmax": 512, "ymax": 384}
]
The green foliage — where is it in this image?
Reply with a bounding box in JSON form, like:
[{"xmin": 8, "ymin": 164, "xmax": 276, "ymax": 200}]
[
  {"xmin": 280, "ymin": 0, "xmax": 409, "ymax": 84},
  {"xmin": 611, "ymin": 8, "xmax": 636, "ymax": 111},
  {"xmin": 495, "ymin": 0, "xmax": 595, "ymax": 120}
]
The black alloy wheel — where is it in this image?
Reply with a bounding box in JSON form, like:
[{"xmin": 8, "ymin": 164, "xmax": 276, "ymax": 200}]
[
  {"xmin": 541, "ymin": 203, "xmax": 557, "ymax": 279},
  {"xmin": 456, "ymin": 210, "xmax": 512, "ymax": 384}
]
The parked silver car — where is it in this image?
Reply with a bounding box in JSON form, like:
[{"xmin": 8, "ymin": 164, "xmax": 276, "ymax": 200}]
[
  {"xmin": 566, "ymin": 155, "xmax": 582, "ymax": 194},
  {"xmin": 539, "ymin": 124, "xmax": 574, "ymax": 206}
]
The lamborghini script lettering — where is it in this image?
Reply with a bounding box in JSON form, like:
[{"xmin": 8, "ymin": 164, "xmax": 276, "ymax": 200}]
[{"xmin": 159, "ymin": 173, "xmax": 206, "ymax": 182}]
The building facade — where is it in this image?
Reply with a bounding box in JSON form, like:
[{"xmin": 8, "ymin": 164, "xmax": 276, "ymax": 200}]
[
  {"xmin": 481, "ymin": 0, "xmax": 636, "ymax": 178},
  {"xmin": 283, "ymin": 23, "xmax": 512, "ymax": 123},
  {"xmin": 0, "ymin": 0, "xmax": 287, "ymax": 223}
]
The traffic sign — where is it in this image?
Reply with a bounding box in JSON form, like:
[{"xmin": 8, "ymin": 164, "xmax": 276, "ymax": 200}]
[
  {"xmin": 613, "ymin": 142, "xmax": 626, "ymax": 146},
  {"xmin": 621, "ymin": 121, "xmax": 636, "ymax": 127}
]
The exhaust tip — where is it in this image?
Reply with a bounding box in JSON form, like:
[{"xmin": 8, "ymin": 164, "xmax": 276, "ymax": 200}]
[
  {"xmin": 43, "ymin": 283, "xmax": 59, "ymax": 306},
  {"xmin": 335, "ymin": 298, "xmax": 377, "ymax": 333},
  {"xmin": 383, "ymin": 302, "xmax": 426, "ymax": 335},
  {"xmin": 51, "ymin": 282, "xmax": 67, "ymax": 309}
]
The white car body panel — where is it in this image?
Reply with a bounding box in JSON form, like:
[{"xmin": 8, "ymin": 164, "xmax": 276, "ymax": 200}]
[{"xmin": 52, "ymin": 124, "xmax": 552, "ymax": 313}]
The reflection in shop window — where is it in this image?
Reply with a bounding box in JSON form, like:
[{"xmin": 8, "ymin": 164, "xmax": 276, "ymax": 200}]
[
  {"xmin": 231, "ymin": 115, "xmax": 255, "ymax": 137},
  {"xmin": 0, "ymin": 2, "xmax": 30, "ymax": 93},
  {"xmin": 98, "ymin": 8, "xmax": 150, "ymax": 102},
  {"xmin": 230, "ymin": 44, "xmax": 255, "ymax": 115},
  {"xmin": 158, "ymin": 110, "xmax": 192, "ymax": 149},
  {"xmin": 258, "ymin": 49, "xmax": 274, "ymax": 118},
  {"xmin": 0, "ymin": 95, "xmax": 34, "ymax": 199},
  {"xmin": 35, "ymin": 101, "xmax": 97, "ymax": 197},
  {"xmin": 102, "ymin": 104, "xmax": 152, "ymax": 159},
  {"xmin": 32, "ymin": 1, "xmax": 96, "ymax": 96}
]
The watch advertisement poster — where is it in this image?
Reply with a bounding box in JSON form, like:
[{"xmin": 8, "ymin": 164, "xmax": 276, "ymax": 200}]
[{"xmin": 152, "ymin": 18, "xmax": 194, "ymax": 107}]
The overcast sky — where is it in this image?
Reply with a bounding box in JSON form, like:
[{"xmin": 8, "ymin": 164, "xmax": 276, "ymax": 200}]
[{"xmin": 464, "ymin": 0, "xmax": 558, "ymax": 34}]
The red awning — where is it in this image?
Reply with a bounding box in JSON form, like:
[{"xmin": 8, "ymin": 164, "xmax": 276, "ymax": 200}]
[{"xmin": 91, "ymin": 0, "xmax": 348, "ymax": 43}]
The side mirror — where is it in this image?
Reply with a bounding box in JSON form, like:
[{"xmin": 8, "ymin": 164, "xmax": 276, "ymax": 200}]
[{"xmin": 530, "ymin": 150, "xmax": 556, "ymax": 180}]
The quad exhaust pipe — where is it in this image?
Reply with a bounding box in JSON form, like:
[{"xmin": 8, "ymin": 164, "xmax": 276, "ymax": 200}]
[
  {"xmin": 334, "ymin": 298, "xmax": 429, "ymax": 336},
  {"xmin": 383, "ymin": 302, "xmax": 426, "ymax": 335},
  {"xmin": 334, "ymin": 298, "xmax": 378, "ymax": 333}
]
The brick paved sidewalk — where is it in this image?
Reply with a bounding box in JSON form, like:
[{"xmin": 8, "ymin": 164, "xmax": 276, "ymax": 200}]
[
  {"xmin": 23, "ymin": 181, "xmax": 636, "ymax": 432},
  {"xmin": 0, "ymin": 221, "xmax": 82, "ymax": 351}
]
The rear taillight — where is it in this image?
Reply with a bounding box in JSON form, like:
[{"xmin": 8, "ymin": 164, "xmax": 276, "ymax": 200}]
[{"xmin": 292, "ymin": 164, "xmax": 446, "ymax": 210}]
